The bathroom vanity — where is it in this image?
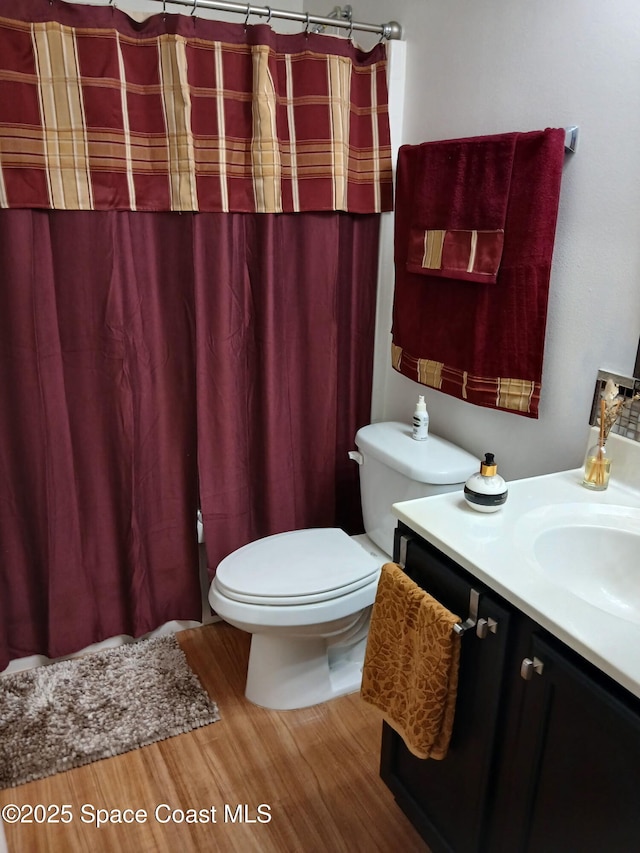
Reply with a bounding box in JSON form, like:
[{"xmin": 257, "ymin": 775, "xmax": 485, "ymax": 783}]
[{"xmin": 381, "ymin": 442, "xmax": 640, "ymax": 853}]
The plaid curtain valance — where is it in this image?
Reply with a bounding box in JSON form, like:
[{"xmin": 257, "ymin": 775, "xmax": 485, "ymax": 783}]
[{"xmin": 0, "ymin": 0, "xmax": 392, "ymax": 214}]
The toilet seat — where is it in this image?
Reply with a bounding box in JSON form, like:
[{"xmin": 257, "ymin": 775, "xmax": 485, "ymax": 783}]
[{"xmin": 214, "ymin": 528, "xmax": 381, "ymax": 606}]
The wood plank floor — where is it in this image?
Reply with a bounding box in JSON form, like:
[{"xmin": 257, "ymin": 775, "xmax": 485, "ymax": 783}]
[{"xmin": 0, "ymin": 623, "xmax": 430, "ymax": 852}]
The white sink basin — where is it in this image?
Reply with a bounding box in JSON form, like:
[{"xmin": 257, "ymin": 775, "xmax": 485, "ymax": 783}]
[{"xmin": 517, "ymin": 504, "xmax": 640, "ymax": 622}]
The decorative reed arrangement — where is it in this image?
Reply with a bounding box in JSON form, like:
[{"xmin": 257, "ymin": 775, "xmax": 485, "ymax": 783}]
[{"xmin": 583, "ymin": 378, "xmax": 640, "ymax": 489}]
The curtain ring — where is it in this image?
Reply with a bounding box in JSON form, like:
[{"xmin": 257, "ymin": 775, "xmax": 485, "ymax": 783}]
[
  {"xmin": 264, "ymin": 5, "xmax": 271, "ymax": 25},
  {"xmin": 347, "ymin": 19, "xmax": 354, "ymax": 40},
  {"xmin": 162, "ymin": 0, "xmax": 167, "ymax": 18},
  {"xmin": 304, "ymin": 11, "xmax": 310, "ymax": 36},
  {"xmin": 191, "ymin": 0, "xmax": 197, "ymax": 16},
  {"xmin": 244, "ymin": 3, "xmax": 251, "ymax": 29}
]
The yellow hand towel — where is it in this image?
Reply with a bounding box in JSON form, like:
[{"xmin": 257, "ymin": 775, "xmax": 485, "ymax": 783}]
[{"xmin": 360, "ymin": 562, "xmax": 461, "ymax": 760}]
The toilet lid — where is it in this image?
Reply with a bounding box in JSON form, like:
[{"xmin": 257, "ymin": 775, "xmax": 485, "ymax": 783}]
[{"xmin": 214, "ymin": 528, "xmax": 382, "ymax": 605}]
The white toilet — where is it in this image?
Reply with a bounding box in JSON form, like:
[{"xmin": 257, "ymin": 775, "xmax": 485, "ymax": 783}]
[{"xmin": 208, "ymin": 421, "xmax": 478, "ymax": 710}]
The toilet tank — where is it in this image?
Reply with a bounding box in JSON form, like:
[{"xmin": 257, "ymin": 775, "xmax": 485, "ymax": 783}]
[{"xmin": 354, "ymin": 421, "xmax": 478, "ymax": 556}]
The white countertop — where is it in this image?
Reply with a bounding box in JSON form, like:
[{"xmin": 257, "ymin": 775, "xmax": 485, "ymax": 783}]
[{"xmin": 392, "ymin": 434, "xmax": 640, "ymax": 699}]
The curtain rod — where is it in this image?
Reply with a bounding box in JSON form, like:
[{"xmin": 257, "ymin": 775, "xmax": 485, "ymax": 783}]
[{"xmin": 140, "ymin": 0, "xmax": 403, "ymax": 40}]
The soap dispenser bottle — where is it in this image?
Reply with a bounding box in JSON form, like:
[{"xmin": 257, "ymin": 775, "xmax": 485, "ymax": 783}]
[
  {"xmin": 464, "ymin": 453, "xmax": 508, "ymax": 513},
  {"xmin": 412, "ymin": 396, "xmax": 429, "ymax": 441}
]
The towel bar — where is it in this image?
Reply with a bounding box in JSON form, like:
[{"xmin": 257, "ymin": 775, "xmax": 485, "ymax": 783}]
[
  {"xmin": 395, "ymin": 533, "xmax": 494, "ymax": 638},
  {"xmin": 564, "ymin": 126, "xmax": 579, "ymax": 153},
  {"xmin": 454, "ymin": 588, "xmax": 481, "ymax": 635}
]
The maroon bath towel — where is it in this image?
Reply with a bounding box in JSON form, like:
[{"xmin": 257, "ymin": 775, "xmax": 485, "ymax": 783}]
[{"xmin": 391, "ymin": 128, "xmax": 566, "ymax": 417}]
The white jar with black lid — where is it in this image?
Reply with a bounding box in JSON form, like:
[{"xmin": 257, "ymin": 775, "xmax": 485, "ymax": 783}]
[{"xmin": 463, "ymin": 453, "xmax": 508, "ymax": 513}]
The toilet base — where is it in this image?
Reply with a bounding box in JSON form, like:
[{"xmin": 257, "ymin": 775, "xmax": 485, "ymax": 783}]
[{"xmin": 245, "ymin": 608, "xmax": 371, "ymax": 710}]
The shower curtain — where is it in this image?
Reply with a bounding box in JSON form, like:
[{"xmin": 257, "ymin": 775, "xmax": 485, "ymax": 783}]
[{"xmin": 0, "ymin": 0, "xmax": 392, "ymax": 670}]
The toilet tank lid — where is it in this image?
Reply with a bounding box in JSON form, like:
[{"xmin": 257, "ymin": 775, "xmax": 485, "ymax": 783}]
[{"xmin": 355, "ymin": 421, "xmax": 478, "ymax": 485}]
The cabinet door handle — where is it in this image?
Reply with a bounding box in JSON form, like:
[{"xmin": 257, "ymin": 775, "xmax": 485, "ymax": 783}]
[
  {"xmin": 476, "ymin": 617, "xmax": 498, "ymax": 639},
  {"xmin": 520, "ymin": 656, "xmax": 545, "ymax": 680}
]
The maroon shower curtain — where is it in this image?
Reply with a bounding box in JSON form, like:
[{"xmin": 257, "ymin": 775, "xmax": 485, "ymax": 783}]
[
  {"xmin": 0, "ymin": 209, "xmax": 379, "ymax": 670},
  {"xmin": 193, "ymin": 211, "xmax": 380, "ymax": 562},
  {"xmin": 0, "ymin": 0, "xmax": 388, "ymax": 671}
]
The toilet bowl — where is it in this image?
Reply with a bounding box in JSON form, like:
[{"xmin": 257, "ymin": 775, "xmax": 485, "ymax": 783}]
[
  {"xmin": 208, "ymin": 421, "xmax": 478, "ymax": 711},
  {"xmin": 208, "ymin": 528, "xmax": 385, "ymax": 710}
]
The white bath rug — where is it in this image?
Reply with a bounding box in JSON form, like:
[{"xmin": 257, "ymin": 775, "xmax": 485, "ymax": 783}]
[{"xmin": 0, "ymin": 635, "xmax": 220, "ymax": 789}]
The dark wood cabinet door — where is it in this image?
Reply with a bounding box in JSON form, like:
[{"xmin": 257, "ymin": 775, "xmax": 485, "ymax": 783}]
[
  {"xmin": 499, "ymin": 631, "xmax": 640, "ymax": 853},
  {"xmin": 380, "ymin": 530, "xmax": 514, "ymax": 853}
]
